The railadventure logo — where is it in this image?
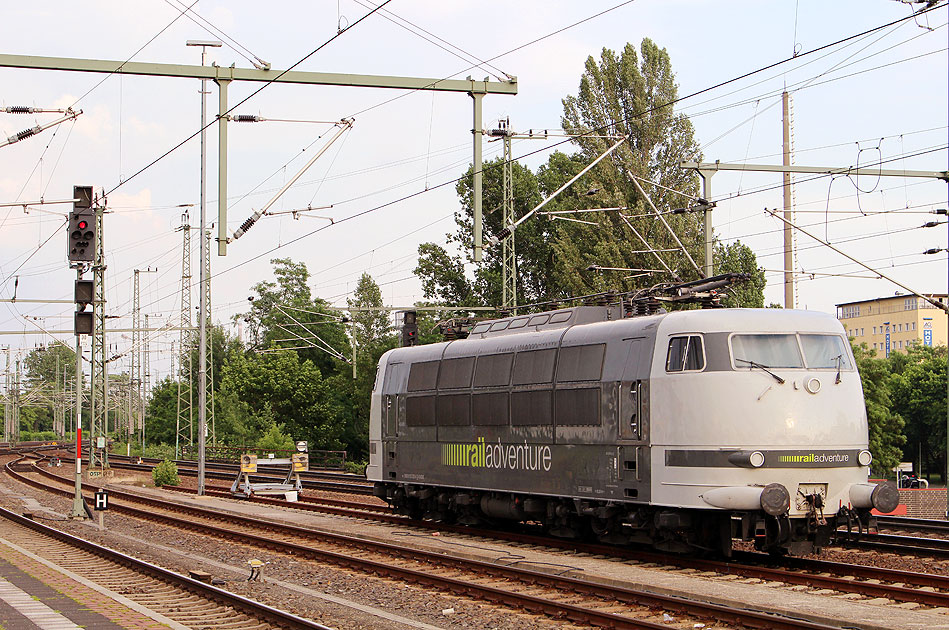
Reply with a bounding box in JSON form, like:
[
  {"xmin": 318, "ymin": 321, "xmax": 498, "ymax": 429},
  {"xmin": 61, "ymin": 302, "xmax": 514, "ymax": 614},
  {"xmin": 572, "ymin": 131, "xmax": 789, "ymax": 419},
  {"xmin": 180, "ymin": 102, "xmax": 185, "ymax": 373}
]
[
  {"xmin": 779, "ymin": 452, "xmax": 850, "ymax": 464},
  {"xmin": 442, "ymin": 437, "xmax": 552, "ymax": 472}
]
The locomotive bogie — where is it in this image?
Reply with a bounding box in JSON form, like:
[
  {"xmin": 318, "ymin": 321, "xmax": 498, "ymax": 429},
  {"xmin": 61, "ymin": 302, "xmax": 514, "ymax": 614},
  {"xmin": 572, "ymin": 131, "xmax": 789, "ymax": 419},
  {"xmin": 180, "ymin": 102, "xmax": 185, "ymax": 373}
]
[{"xmin": 366, "ymin": 307, "xmax": 896, "ymax": 556}]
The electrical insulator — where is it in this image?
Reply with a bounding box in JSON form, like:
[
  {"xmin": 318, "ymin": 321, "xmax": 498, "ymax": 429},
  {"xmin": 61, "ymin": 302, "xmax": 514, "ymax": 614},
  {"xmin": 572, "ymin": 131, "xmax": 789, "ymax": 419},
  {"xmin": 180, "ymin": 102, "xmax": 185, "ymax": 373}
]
[
  {"xmin": 234, "ymin": 114, "xmax": 261, "ymax": 122},
  {"xmin": 5, "ymin": 106, "xmax": 35, "ymax": 114},
  {"xmin": 232, "ymin": 210, "xmax": 262, "ymax": 241}
]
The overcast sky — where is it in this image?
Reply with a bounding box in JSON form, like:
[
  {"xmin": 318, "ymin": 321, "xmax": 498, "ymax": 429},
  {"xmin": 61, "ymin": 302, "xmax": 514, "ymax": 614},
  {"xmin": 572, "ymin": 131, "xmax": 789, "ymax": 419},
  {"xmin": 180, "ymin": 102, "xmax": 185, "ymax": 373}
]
[{"xmin": 1, "ymin": 0, "xmax": 946, "ymax": 383}]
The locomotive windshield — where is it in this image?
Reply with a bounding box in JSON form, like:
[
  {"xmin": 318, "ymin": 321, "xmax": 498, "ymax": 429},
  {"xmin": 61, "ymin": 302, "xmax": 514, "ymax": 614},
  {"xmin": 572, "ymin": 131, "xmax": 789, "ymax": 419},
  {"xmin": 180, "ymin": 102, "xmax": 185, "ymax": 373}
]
[
  {"xmin": 800, "ymin": 334, "xmax": 853, "ymax": 370},
  {"xmin": 731, "ymin": 334, "xmax": 803, "ymax": 368},
  {"xmin": 730, "ymin": 333, "xmax": 853, "ymax": 370}
]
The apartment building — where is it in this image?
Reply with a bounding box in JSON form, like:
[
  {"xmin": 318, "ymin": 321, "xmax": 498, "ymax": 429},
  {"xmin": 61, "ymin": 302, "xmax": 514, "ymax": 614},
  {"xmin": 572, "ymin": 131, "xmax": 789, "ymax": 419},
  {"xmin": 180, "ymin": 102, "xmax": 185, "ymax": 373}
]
[{"xmin": 836, "ymin": 293, "xmax": 948, "ymax": 356}]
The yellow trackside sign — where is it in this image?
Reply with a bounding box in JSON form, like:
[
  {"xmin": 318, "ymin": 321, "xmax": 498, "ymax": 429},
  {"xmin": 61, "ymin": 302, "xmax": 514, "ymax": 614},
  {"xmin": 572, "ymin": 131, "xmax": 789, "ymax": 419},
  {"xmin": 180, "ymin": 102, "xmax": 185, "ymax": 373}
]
[
  {"xmin": 291, "ymin": 453, "xmax": 308, "ymax": 472},
  {"xmin": 241, "ymin": 454, "xmax": 257, "ymax": 473}
]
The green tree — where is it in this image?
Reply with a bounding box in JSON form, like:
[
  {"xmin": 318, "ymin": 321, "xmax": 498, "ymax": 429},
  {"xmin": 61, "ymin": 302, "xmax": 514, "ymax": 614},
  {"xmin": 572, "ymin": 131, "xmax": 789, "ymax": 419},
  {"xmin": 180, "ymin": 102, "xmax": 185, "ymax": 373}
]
[
  {"xmin": 255, "ymin": 419, "xmax": 295, "ymax": 454},
  {"xmin": 889, "ymin": 344, "xmax": 948, "ymax": 480},
  {"xmin": 244, "ymin": 258, "xmax": 349, "ymax": 376},
  {"xmin": 417, "ymin": 39, "xmax": 706, "ymax": 309},
  {"xmin": 851, "ymin": 342, "xmax": 905, "ymax": 477},
  {"xmin": 144, "ymin": 377, "xmax": 179, "ymax": 447},
  {"xmin": 220, "ymin": 349, "xmax": 341, "ymax": 451},
  {"xmin": 340, "ymin": 273, "xmax": 399, "ymax": 459},
  {"xmin": 715, "ymin": 241, "xmax": 766, "ymax": 308}
]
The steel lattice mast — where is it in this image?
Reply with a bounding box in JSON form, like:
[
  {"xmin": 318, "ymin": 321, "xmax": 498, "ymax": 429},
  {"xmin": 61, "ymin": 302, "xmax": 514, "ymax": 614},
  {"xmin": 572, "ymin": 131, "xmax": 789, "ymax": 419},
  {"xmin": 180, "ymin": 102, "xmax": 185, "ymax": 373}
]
[
  {"xmin": 204, "ymin": 229, "xmax": 215, "ymax": 446},
  {"xmin": 90, "ymin": 203, "xmax": 108, "ymax": 469},
  {"xmin": 131, "ymin": 269, "xmax": 140, "ymax": 442},
  {"xmin": 175, "ymin": 213, "xmax": 193, "ymax": 458}
]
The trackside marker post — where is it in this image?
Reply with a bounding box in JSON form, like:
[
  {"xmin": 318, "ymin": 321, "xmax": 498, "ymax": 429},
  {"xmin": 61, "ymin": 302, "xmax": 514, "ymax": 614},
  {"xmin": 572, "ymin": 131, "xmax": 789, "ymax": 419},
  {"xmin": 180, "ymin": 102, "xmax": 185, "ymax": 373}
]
[{"xmin": 71, "ymin": 427, "xmax": 85, "ymax": 519}]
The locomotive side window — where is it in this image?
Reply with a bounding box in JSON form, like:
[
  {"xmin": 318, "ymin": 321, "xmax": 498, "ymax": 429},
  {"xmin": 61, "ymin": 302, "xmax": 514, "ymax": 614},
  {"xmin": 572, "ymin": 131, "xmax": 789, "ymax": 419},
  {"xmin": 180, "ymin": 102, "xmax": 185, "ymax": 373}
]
[
  {"xmin": 512, "ymin": 348, "xmax": 557, "ymax": 384},
  {"xmin": 731, "ymin": 334, "xmax": 803, "ymax": 368},
  {"xmin": 556, "ymin": 344, "xmax": 606, "ymax": 382},
  {"xmin": 555, "ymin": 387, "xmax": 600, "ymax": 426},
  {"xmin": 511, "ymin": 390, "xmax": 553, "ymax": 425},
  {"xmin": 407, "ymin": 360, "xmax": 439, "ymax": 391},
  {"xmin": 489, "ymin": 320, "xmax": 510, "ymax": 332},
  {"xmin": 474, "ymin": 353, "xmax": 514, "ymax": 387},
  {"xmin": 800, "ymin": 334, "xmax": 853, "ymax": 370},
  {"xmin": 527, "ymin": 314, "xmax": 550, "ymax": 326},
  {"xmin": 508, "ymin": 317, "xmax": 529, "ymax": 329},
  {"xmin": 472, "ymin": 392, "xmax": 509, "ymax": 425},
  {"xmin": 666, "ymin": 336, "xmax": 705, "ymax": 372},
  {"xmin": 405, "ymin": 395, "xmax": 436, "ymax": 426},
  {"xmin": 470, "ymin": 322, "xmax": 491, "ymax": 335},
  {"xmin": 438, "ymin": 357, "xmax": 474, "ymax": 389},
  {"xmin": 436, "ymin": 394, "xmax": 470, "ymax": 425},
  {"xmin": 549, "ymin": 311, "xmax": 572, "ymax": 324}
]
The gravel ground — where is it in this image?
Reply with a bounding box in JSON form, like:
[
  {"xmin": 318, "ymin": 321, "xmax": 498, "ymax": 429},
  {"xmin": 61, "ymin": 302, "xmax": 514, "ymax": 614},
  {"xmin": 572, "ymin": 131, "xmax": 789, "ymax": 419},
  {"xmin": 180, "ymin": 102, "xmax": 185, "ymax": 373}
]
[
  {"xmin": 5, "ymin": 454, "xmax": 949, "ymax": 630},
  {"xmin": 0, "ymin": 459, "xmax": 588, "ymax": 630}
]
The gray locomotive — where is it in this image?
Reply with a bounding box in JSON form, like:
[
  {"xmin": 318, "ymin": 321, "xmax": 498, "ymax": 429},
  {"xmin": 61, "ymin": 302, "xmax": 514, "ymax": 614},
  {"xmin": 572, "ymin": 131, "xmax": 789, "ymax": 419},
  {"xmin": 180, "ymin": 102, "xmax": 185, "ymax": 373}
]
[{"xmin": 367, "ymin": 305, "xmax": 898, "ymax": 555}]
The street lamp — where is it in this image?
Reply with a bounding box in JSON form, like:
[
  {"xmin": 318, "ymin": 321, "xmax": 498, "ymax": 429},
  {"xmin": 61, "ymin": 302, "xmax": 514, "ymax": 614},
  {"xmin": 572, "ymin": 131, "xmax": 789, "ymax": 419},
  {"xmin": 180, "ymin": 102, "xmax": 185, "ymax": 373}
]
[{"xmin": 186, "ymin": 39, "xmax": 221, "ymax": 497}]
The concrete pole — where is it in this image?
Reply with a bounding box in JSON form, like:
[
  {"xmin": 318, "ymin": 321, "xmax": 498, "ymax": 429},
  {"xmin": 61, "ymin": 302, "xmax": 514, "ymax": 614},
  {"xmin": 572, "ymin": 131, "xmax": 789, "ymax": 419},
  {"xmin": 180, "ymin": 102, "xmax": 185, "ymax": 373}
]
[
  {"xmin": 470, "ymin": 90, "xmax": 484, "ymax": 263},
  {"xmin": 782, "ymin": 91, "xmax": 794, "ymax": 309},
  {"xmin": 215, "ymin": 76, "xmax": 230, "ymax": 256},
  {"xmin": 701, "ymin": 171, "xmax": 715, "ymax": 278},
  {"xmin": 197, "ymin": 49, "xmax": 211, "ymax": 496}
]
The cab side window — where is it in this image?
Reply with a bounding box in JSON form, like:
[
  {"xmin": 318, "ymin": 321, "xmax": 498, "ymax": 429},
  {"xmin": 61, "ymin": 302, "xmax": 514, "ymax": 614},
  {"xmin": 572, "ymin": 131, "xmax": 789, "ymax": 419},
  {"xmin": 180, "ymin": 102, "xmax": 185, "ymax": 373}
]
[{"xmin": 666, "ymin": 335, "xmax": 705, "ymax": 372}]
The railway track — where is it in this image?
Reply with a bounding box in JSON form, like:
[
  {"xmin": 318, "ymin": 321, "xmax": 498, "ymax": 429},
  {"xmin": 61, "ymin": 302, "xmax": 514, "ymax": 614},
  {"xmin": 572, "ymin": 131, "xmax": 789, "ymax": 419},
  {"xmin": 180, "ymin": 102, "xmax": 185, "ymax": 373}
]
[
  {"xmin": 0, "ymin": 503, "xmax": 329, "ymax": 630},
  {"xmin": 5, "ymin": 454, "xmax": 863, "ymax": 630},
  {"xmin": 57, "ymin": 451, "xmax": 374, "ymax": 495},
  {"xmin": 24, "ymin": 455, "xmax": 949, "ymax": 603},
  {"xmin": 876, "ymin": 515, "xmax": 949, "ymax": 535}
]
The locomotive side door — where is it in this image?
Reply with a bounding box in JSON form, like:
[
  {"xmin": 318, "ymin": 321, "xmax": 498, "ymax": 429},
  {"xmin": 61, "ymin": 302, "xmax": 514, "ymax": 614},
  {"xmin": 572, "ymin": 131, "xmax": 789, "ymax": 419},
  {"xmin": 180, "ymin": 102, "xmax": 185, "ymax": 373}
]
[
  {"xmin": 381, "ymin": 361, "xmax": 407, "ymax": 440},
  {"xmin": 620, "ymin": 337, "xmax": 649, "ymax": 442}
]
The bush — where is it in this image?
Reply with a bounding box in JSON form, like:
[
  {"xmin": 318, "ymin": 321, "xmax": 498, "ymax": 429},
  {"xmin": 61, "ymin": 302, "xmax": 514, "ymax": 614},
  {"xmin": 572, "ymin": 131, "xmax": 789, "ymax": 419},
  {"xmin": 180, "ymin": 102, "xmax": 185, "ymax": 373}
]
[
  {"xmin": 18, "ymin": 431, "xmax": 58, "ymax": 442},
  {"xmin": 144, "ymin": 443, "xmax": 176, "ymax": 461},
  {"xmin": 152, "ymin": 459, "xmax": 180, "ymax": 487},
  {"xmin": 344, "ymin": 460, "xmax": 367, "ymax": 476}
]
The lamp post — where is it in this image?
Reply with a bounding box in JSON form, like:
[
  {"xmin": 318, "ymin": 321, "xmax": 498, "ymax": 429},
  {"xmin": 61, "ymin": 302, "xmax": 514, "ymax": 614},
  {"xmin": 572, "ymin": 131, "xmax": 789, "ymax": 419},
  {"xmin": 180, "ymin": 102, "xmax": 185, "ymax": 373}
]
[{"xmin": 186, "ymin": 39, "xmax": 221, "ymax": 497}]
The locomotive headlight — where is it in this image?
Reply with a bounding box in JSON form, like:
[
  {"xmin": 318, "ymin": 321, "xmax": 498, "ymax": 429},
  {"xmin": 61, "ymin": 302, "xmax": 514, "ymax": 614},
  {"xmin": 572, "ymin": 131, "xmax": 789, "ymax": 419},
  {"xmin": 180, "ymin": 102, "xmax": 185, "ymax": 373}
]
[
  {"xmin": 727, "ymin": 450, "xmax": 766, "ymax": 468},
  {"xmin": 857, "ymin": 450, "xmax": 872, "ymax": 467}
]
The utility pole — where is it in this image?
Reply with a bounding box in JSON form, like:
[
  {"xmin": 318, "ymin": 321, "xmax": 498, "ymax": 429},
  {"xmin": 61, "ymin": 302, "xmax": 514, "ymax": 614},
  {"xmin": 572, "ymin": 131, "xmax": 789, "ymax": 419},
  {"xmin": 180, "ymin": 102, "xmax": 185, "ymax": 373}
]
[
  {"xmin": 204, "ymin": 230, "xmax": 216, "ymax": 449},
  {"xmin": 782, "ymin": 91, "xmax": 795, "ymax": 309},
  {"xmin": 143, "ymin": 312, "xmax": 150, "ymax": 448},
  {"xmin": 70, "ymin": 264, "xmax": 86, "ymax": 519},
  {"xmin": 187, "ymin": 39, "xmax": 220, "ymax": 495},
  {"xmin": 175, "ymin": 211, "xmax": 193, "ymax": 459},
  {"xmin": 90, "ymin": 202, "xmax": 107, "ymax": 471},
  {"xmin": 3, "ymin": 347, "xmax": 10, "ymax": 442}
]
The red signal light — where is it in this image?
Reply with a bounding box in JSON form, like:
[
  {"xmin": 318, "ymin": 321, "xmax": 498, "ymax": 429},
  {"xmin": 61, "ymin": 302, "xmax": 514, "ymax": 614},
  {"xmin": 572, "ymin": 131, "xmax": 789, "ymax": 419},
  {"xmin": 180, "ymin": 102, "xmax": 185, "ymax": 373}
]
[{"xmin": 78, "ymin": 220, "xmax": 88, "ymax": 229}]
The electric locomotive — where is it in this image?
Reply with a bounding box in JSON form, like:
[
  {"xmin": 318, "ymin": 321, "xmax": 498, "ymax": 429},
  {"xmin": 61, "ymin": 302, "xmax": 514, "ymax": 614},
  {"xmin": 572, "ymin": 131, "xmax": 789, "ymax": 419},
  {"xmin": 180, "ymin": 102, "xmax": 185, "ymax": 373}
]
[{"xmin": 367, "ymin": 304, "xmax": 898, "ymax": 555}]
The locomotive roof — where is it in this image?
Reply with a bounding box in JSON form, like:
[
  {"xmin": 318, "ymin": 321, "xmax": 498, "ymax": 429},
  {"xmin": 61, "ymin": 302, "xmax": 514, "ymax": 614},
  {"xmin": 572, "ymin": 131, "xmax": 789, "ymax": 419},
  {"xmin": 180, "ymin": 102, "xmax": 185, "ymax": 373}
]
[{"xmin": 380, "ymin": 306, "xmax": 846, "ymax": 365}]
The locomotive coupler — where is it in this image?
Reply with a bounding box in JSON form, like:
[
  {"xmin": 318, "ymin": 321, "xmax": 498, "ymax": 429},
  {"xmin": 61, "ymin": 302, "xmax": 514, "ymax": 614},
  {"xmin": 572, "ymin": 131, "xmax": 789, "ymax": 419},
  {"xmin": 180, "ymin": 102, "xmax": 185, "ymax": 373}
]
[{"xmin": 799, "ymin": 491, "xmax": 826, "ymax": 528}]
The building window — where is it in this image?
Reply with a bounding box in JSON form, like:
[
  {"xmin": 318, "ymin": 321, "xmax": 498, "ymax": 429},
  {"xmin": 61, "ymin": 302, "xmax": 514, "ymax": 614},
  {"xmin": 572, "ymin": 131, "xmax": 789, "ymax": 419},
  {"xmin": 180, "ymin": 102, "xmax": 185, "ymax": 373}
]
[
  {"xmin": 897, "ymin": 323, "xmax": 902, "ymax": 332},
  {"xmin": 840, "ymin": 304, "xmax": 860, "ymax": 319},
  {"xmin": 872, "ymin": 326, "xmax": 877, "ymax": 335},
  {"xmin": 904, "ymin": 297, "xmax": 918, "ymax": 311},
  {"xmin": 912, "ymin": 322, "xmax": 916, "ymax": 331},
  {"xmin": 860, "ymin": 328, "xmax": 864, "ymax": 336}
]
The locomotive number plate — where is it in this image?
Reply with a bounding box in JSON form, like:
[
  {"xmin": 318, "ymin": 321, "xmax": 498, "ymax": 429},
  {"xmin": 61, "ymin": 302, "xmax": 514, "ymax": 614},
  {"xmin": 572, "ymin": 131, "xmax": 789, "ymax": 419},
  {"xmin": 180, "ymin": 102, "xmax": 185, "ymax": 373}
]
[{"xmin": 795, "ymin": 483, "xmax": 828, "ymax": 511}]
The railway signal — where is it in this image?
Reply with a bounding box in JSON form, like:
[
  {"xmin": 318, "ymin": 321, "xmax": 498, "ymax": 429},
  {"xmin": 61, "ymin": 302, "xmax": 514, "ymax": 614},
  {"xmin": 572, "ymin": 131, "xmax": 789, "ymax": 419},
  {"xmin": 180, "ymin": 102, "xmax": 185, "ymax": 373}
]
[
  {"xmin": 67, "ymin": 185, "xmax": 95, "ymax": 262},
  {"xmin": 401, "ymin": 311, "xmax": 418, "ymax": 347}
]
